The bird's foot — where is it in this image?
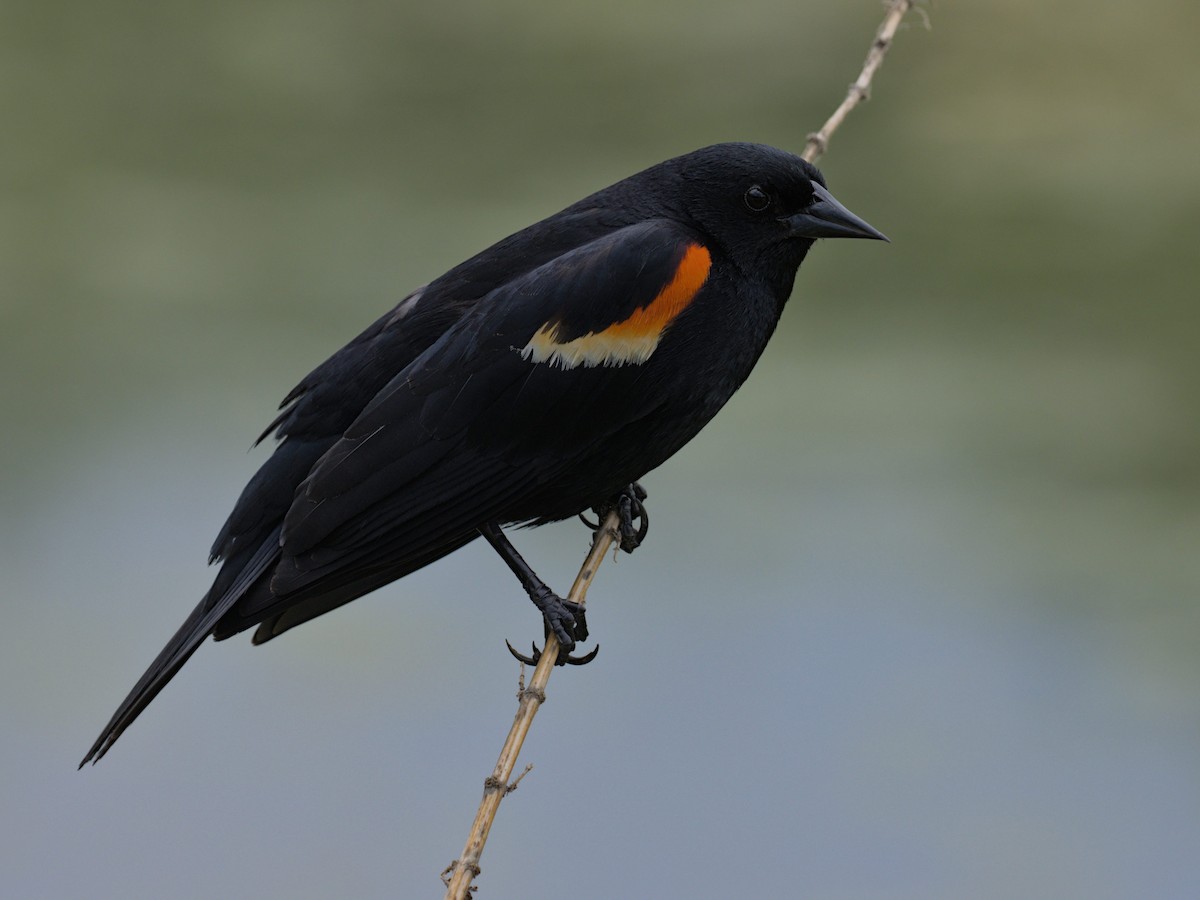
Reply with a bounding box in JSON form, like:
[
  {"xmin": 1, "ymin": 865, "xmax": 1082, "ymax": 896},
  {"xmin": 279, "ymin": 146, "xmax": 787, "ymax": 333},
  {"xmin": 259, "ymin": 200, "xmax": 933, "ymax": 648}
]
[
  {"xmin": 580, "ymin": 482, "xmax": 649, "ymax": 553},
  {"xmin": 506, "ymin": 639, "xmax": 599, "ymax": 667},
  {"xmin": 507, "ymin": 587, "xmax": 598, "ymax": 666}
]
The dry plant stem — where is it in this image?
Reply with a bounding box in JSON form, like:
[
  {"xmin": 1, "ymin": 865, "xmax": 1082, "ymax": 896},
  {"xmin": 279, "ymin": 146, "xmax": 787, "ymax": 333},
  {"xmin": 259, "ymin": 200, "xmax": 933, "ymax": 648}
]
[
  {"xmin": 802, "ymin": 0, "xmax": 918, "ymax": 164},
  {"xmin": 443, "ymin": 510, "xmax": 623, "ymax": 900},
  {"xmin": 444, "ymin": 7, "xmax": 923, "ymax": 895}
]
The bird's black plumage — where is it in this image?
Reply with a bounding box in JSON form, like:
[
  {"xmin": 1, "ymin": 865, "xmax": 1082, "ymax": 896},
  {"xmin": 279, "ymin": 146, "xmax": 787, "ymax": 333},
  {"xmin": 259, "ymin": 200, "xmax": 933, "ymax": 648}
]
[{"xmin": 81, "ymin": 142, "xmax": 885, "ymax": 765}]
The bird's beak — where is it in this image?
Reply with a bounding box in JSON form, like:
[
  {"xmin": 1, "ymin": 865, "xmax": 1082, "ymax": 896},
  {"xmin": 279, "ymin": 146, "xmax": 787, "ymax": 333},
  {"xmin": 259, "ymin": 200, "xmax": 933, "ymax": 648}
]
[{"xmin": 786, "ymin": 183, "xmax": 889, "ymax": 242}]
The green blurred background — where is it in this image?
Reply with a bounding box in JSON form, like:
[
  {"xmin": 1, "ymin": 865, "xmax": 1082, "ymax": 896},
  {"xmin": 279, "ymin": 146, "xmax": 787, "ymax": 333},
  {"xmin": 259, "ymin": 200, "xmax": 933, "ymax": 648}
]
[{"xmin": 3, "ymin": 1, "xmax": 1199, "ymax": 897}]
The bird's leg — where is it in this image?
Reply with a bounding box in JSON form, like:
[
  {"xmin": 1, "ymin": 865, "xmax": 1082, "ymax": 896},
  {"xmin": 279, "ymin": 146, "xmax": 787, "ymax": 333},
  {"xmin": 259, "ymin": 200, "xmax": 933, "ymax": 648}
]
[
  {"xmin": 580, "ymin": 482, "xmax": 649, "ymax": 553},
  {"xmin": 479, "ymin": 522, "xmax": 597, "ymax": 666}
]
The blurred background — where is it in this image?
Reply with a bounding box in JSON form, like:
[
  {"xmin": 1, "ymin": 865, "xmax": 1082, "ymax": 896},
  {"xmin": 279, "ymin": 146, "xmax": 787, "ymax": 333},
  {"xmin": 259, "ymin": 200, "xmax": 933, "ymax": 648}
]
[{"xmin": 3, "ymin": 1, "xmax": 1198, "ymax": 897}]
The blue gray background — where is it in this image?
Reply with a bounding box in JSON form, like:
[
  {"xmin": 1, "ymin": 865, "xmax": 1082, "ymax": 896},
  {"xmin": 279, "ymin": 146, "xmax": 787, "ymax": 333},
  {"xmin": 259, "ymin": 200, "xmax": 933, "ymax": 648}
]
[{"xmin": 4, "ymin": 2, "xmax": 1199, "ymax": 897}]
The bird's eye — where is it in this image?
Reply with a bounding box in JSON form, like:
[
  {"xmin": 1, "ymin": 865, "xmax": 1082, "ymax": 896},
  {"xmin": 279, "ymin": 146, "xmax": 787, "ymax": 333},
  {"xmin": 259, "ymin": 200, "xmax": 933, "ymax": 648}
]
[{"xmin": 744, "ymin": 185, "xmax": 771, "ymax": 212}]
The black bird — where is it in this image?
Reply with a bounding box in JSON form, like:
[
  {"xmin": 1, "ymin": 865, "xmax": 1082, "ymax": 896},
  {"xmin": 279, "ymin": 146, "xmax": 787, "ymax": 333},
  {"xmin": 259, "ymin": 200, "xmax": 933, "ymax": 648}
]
[{"xmin": 81, "ymin": 142, "xmax": 885, "ymax": 765}]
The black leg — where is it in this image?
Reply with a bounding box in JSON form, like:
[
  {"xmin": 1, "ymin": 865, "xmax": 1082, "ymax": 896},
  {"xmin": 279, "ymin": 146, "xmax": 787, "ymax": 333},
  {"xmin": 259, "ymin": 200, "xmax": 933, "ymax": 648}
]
[
  {"xmin": 479, "ymin": 522, "xmax": 597, "ymax": 665},
  {"xmin": 581, "ymin": 482, "xmax": 649, "ymax": 553}
]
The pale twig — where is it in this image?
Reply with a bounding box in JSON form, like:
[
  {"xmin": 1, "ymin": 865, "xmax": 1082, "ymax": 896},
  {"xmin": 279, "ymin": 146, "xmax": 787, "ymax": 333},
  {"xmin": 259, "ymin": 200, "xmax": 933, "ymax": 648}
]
[
  {"xmin": 802, "ymin": 0, "xmax": 923, "ymax": 164},
  {"xmin": 443, "ymin": 510, "xmax": 622, "ymax": 900},
  {"xmin": 443, "ymin": 5, "xmax": 923, "ymax": 894}
]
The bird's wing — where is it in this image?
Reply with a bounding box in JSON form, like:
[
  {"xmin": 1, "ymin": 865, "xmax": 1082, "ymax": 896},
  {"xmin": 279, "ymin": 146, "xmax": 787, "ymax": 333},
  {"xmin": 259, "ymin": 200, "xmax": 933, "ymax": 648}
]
[
  {"xmin": 268, "ymin": 218, "xmax": 712, "ymax": 593},
  {"xmin": 208, "ymin": 206, "xmax": 619, "ymax": 569}
]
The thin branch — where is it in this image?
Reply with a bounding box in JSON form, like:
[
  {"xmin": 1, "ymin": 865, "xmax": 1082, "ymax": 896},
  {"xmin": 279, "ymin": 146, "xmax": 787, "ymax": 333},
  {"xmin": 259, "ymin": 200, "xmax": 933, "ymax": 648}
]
[
  {"xmin": 442, "ymin": 5, "xmax": 923, "ymax": 895},
  {"xmin": 443, "ymin": 511, "xmax": 623, "ymax": 900},
  {"xmin": 802, "ymin": 0, "xmax": 923, "ymax": 164}
]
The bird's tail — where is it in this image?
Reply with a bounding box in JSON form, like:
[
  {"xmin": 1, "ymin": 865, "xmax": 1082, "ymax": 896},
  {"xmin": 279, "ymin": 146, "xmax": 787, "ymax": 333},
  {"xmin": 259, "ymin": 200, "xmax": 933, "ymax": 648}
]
[
  {"xmin": 78, "ymin": 597, "xmax": 214, "ymax": 767},
  {"xmin": 79, "ymin": 528, "xmax": 282, "ymax": 767}
]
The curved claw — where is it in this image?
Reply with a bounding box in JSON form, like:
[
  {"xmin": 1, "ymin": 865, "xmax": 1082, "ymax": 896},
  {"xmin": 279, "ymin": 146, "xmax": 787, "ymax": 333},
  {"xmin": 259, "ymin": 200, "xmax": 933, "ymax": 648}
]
[
  {"xmin": 564, "ymin": 644, "xmax": 600, "ymax": 665},
  {"xmin": 505, "ymin": 639, "xmax": 600, "ymax": 667},
  {"xmin": 506, "ymin": 639, "xmax": 541, "ymax": 666}
]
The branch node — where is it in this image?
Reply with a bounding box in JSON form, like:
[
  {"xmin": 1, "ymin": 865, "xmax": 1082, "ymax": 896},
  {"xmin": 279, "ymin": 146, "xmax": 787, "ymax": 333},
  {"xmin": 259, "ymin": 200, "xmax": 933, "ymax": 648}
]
[
  {"xmin": 442, "ymin": 861, "xmax": 480, "ymax": 892},
  {"xmin": 520, "ymin": 685, "xmax": 546, "ymax": 705}
]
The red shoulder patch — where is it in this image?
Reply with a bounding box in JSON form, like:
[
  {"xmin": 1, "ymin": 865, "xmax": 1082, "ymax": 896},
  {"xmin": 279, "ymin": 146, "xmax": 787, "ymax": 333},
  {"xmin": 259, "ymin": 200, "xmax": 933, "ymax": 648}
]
[{"xmin": 522, "ymin": 243, "xmax": 711, "ymax": 369}]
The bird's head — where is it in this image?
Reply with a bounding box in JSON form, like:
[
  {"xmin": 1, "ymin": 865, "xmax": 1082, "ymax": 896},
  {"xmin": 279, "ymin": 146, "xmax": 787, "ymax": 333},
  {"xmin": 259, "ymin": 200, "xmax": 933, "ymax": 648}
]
[{"xmin": 662, "ymin": 142, "xmax": 887, "ymax": 273}]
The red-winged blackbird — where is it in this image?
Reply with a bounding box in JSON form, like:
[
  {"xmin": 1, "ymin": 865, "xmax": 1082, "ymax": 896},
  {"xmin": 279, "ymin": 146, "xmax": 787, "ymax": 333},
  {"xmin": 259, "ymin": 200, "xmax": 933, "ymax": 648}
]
[{"xmin": 81, "ymin": 142, "xmax": 885, "ymax": 765}]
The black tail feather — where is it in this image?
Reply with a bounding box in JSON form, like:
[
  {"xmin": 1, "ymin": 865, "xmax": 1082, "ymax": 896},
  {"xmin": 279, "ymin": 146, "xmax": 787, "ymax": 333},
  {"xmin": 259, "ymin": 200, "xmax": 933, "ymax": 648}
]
[
  {"xmin": 78, "ymin": 598, "xmax": 212, "ymax": 767},
  {"xmin": 79, "ymin": 527, "xmax": 283, "ymax": 767}
]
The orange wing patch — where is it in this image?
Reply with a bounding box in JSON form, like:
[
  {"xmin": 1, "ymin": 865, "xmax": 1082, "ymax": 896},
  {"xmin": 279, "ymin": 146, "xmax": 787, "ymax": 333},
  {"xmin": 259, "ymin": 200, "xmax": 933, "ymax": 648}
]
[{"xmin": 521, "ymin": 243, "xmax": 712, "ymax": 370}]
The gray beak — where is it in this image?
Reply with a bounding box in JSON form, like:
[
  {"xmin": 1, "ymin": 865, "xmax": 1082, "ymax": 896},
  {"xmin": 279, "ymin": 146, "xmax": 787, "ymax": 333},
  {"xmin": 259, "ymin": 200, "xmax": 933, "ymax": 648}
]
[{"xmin": 786, "ymin": 183, "xmax": 889, "ymax": 242}]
